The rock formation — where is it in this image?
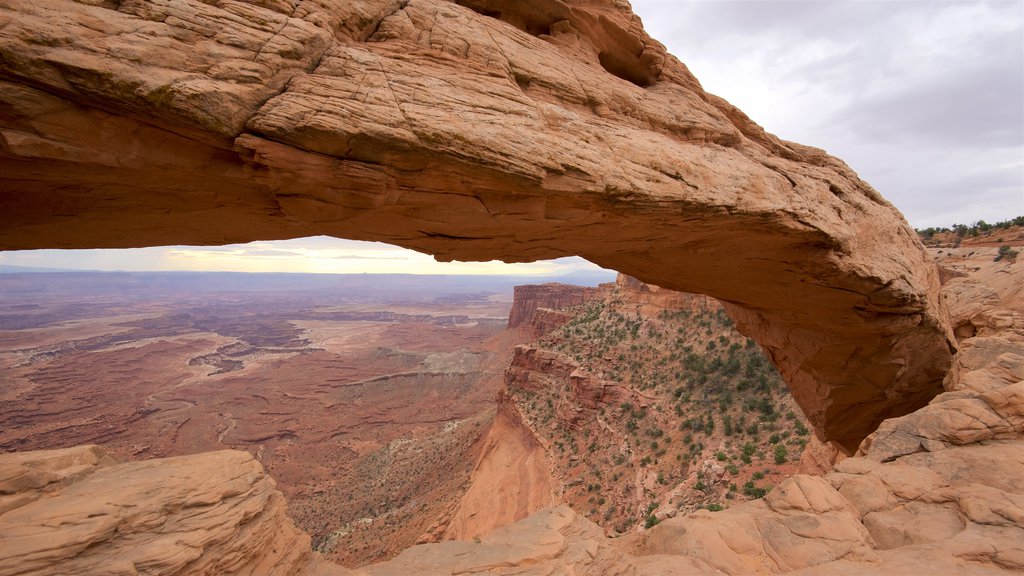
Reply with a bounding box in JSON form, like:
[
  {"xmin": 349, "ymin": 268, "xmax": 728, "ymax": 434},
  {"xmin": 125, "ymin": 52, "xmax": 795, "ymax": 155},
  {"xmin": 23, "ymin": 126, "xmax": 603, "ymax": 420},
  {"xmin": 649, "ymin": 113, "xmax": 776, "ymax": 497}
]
[
  {"xmin": 0, "ymin": 0, "xmax": 955, "ymax": 449},
  {"xmin": 0, "ymin": 445, "xmax": 343, "ymax": 575},
  {"xmin": 613, "ymin": 273, "xmax": 716, "ymax": 317},
  {"xmin": 506, "ymin": 283, "xmax": 593, "ymax": 330}
]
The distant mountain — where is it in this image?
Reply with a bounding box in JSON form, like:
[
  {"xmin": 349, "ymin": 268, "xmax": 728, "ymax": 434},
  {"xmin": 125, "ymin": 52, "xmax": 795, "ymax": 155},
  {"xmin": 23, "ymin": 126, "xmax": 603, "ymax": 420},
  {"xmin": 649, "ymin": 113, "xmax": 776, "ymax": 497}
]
[
  {"xmin": 0, "ymin": 267, "xmax": 617, "ymax": 288},
  {"xmin": 0, "ymin": 264, "xmax": 92, "ymax": 273},
  {"xmin": 0, "ymin": 269, "xmax": 617, "ymax": 305},
  {"xmin": 549, "ymin": 268, "xmax": 618, "ymax": 286}
]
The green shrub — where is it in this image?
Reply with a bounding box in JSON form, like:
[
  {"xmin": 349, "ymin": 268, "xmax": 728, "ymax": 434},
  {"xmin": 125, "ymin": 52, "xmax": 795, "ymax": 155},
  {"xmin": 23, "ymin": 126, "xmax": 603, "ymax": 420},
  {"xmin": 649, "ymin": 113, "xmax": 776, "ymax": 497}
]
[
  {"xmin": 774, "ymin": 444, "xmax": 788, "ymax": 464},
  {"xmin": 743, "ymin": 481, "xmax": 767, "ymax": 499},
  {"xmin": 995, "ymin": 245, "xmax": 1019, "ymax": 262}
]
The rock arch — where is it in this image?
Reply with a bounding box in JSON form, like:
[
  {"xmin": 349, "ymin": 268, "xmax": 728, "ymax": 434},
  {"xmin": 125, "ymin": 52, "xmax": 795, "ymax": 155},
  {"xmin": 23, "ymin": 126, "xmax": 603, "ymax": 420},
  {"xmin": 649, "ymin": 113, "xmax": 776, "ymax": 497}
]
[{"xmin": 0, "ymin": 0, "xmax": 954, "ymax": 451}]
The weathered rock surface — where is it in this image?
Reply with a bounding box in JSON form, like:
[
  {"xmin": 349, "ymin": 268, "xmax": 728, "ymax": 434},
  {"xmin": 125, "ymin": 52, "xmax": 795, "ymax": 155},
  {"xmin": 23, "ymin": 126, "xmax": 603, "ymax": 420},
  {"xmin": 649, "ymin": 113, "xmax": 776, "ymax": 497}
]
[
  {"xmin": 506, "ymin": 344, "xmax": 639, "ymax": 415},
  {"xmin": 629, "ymin": 474, "xmax": 879, "ymax": 573},
  {"xmin": 613, "ymin": 273, "xmax": 718, "ymax": 317},
  {"xmin": 0, "ymin": 445, "xmax": 342, "ymax": 576},
  {"xmin": 0, "ymin": 0, "xmax": 954, "ymax": 449},
  {"xmin": 356, "ymin": 506, "xmax": 713, "ymax": 576}
]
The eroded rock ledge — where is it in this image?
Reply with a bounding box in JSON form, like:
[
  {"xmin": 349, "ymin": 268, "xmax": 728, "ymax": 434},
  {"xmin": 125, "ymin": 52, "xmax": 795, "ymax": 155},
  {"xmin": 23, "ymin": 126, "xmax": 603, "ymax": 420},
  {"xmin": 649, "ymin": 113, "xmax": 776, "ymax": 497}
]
[
  {"xmin": 0, "ymin": 0, "xmax": 953, "ymax": 448},
  {"xmin": 0, "ymin": 446, "xmax": 339, "ymax": 576}
]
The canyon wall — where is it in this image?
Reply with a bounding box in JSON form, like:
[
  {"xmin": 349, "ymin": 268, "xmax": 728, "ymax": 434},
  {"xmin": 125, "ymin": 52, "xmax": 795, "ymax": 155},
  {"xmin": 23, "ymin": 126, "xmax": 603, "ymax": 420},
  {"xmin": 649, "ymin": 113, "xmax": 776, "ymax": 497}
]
[
  {"xmin": 439, "ymin": 393, "xmax": 556, "ymax": 541},
  {"xmin": 0, "ymin": 0, "xmax": 955, "ymax": 450},
  {"xmin": 500, "ymin": 276, "xmax": 811, "ymax": 535},
  {"xmin": 506, "ymin": 283, "xmax": 594, "ymax": 330}
]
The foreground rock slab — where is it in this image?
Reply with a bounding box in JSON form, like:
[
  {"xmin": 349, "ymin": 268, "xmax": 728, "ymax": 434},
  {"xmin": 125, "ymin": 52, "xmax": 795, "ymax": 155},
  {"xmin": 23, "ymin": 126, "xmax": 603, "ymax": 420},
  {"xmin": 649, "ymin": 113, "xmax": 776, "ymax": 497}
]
[{"xmin": 0, "ymin": 446, "xmax": 343, "ymax": 576}]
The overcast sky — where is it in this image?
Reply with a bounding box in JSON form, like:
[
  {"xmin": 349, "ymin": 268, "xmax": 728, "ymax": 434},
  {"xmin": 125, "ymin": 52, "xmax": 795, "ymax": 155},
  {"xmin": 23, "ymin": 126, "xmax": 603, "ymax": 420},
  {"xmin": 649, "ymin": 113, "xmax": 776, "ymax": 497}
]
[
  {"xmin": 2, "ymin": 0, "xmax": 1021, "ymax": 274},
  {"xmin": 634, "ymin": 0, "xmax": 1023, "ymax": 229}
]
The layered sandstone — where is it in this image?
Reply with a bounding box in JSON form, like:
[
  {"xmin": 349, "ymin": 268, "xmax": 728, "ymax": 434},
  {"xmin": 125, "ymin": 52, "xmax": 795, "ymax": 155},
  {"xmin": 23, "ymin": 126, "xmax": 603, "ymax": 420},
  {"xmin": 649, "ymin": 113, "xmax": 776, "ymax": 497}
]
[
  {"xmin": 506, "ymin": 283, "xmax": 593, "ymax": 330},
  {"xmin": 0, "ymin": 446, "xmax": 342, "ymax": 576},
  {"xmin": 613, "ymin": 273, "xmax": 717, "ymax": 317},
  {"xmin": 0, "ymin": 0, "xmax": 954, "ymax": 449},
  {"xmin": 506, "ymin": 344, "xmax": 639, "ymax": 414}
]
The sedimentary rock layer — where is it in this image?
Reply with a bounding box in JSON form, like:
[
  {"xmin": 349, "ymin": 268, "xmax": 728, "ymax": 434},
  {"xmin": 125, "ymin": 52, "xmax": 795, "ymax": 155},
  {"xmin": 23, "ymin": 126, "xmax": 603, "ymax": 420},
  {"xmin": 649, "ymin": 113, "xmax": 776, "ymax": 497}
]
[
  {"xmin": 506, "ymin": 283, "xmax": 593, "ymax": 329},
  {"xmin": 0, "ymin": 0, "xmax": 953, "ymax": 448}
]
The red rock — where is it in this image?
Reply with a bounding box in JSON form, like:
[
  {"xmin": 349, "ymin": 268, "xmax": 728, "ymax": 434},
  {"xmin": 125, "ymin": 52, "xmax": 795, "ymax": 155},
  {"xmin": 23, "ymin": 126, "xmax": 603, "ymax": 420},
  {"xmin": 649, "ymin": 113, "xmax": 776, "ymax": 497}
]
[{"xmin": 506, "ymin": 283, "xmax": 593, "ymax": 330}]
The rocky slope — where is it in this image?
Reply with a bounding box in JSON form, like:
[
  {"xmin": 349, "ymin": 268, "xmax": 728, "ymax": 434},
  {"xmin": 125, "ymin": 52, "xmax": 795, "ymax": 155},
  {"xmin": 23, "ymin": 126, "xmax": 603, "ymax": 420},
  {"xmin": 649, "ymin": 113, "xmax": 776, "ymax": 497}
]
[
  {"xmin": 0, "ymin": 0, "xmax": 955, "ymax": 450},
  {"xmin": 501, "ymin": 275, "xmax": 812, "ymax": 535},
  {"xmin": 437, "ymin": 393, "xmax": 556, "ymax": 541},
  {"xmin": 920, "ymin": 221, "xmax": 1024, "ymax": 249}
]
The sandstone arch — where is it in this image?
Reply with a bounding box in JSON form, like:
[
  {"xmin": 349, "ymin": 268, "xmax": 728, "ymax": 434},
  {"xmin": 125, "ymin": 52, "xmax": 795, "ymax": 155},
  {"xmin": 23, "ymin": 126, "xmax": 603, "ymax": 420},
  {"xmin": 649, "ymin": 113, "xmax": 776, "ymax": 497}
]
[{"xmin": 0, "ymin": 0, "xmax": 954, "ymax": 451}]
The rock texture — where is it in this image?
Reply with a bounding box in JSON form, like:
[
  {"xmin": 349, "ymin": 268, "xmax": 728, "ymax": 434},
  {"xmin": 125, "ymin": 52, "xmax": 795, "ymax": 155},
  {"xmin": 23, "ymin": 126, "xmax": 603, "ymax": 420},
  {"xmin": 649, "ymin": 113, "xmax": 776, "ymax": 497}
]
[
  {"xmin": 0, "ymin": 445, "xmax": 342, "ymax": 576},
  {"xmin": 507, "ymin": 343, "xmax": 639, "ymax": 414},
  {"xmin": 613, "ymin": 273, "xmax": 716, "ymax": 317},
  {"xmin": 0, "ymin": 0, "xmax": 954, "ymax": 449}
]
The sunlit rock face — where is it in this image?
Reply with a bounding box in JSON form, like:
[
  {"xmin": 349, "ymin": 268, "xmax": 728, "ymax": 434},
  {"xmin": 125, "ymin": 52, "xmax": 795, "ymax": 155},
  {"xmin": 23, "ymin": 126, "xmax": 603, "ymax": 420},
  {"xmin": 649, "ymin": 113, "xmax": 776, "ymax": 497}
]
[
  {"xmin": 0, "ymin": 446, "xmax": 340, "ymax": 575},
  {"xmin": 0, "ymin": 0, "xmax": 953, "ymax": 450}
]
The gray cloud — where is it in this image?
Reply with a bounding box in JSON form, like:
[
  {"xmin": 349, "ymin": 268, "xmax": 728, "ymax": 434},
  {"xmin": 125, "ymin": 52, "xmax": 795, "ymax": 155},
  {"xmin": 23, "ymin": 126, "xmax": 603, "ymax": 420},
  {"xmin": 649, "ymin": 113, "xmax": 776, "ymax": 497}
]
[{"xmin": 633, "ymin": 0, "xmax": 1024, "ymax": 226}]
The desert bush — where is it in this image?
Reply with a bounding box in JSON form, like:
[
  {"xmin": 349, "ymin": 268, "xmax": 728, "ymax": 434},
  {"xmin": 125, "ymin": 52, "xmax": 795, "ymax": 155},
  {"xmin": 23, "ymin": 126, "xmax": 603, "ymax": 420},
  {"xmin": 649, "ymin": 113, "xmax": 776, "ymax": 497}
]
[
  {"xmin": 774, "ymin": 444, "xmax": 788, "ymax": 464},
  {"xmin": 995, "ymin": 245, "xmax": 1019, "ymax": 262}
]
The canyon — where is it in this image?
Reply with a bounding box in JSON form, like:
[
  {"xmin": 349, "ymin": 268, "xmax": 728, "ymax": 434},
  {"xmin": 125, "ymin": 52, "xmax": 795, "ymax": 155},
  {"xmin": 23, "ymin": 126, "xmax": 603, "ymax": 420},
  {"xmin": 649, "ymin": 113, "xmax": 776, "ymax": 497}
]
[
  {"xmin": 0, "ymin": 0, "xmax": 1022, "ymax": 574},
  {"xmin": 1, "ymin": 252, "xmax": 1021, "ymax": 574},
  {"xmin": 0, "ymin": 271, "xmax": 532, "ymax": 566}
]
